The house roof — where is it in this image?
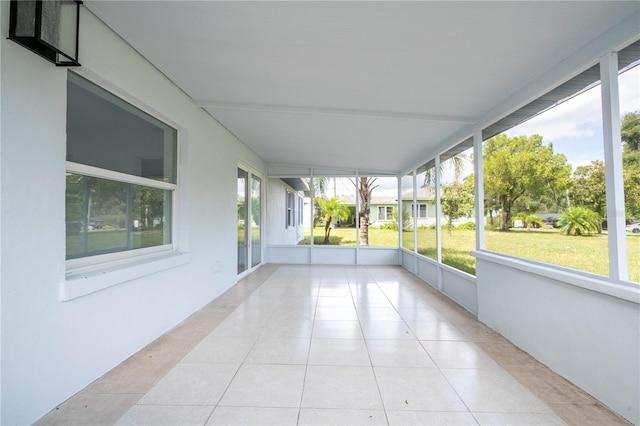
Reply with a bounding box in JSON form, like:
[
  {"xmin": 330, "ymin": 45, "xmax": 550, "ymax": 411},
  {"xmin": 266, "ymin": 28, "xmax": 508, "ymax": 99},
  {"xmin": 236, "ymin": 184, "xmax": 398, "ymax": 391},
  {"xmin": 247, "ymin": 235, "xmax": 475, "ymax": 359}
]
[
  {"xmin": 332, "ymin": 185, "xmax": 435, "ymax": 205},
  {"xmin": 402, "ymin": 186, "xmax": 436, "ymax": 201}
]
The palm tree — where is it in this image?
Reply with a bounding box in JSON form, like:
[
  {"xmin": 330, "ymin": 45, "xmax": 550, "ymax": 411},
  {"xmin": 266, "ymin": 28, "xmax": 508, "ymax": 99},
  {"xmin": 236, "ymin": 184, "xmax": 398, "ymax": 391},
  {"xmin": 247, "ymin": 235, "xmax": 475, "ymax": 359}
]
[
  {"xmin": 352, "ymin": 177, "xmax": 379, "ymax": 245},
  {"xmin": 423, "ymin": 152, "xmax": 471, "ymax": 187},
  {"xmin": 512, "ymin": 212, "xmax": 544, "ymax": 230},
  {"xmin": 558, "ymin": 207, "xmax": 601, "ymax": 236},
  {"xmin": 315, "ymin": 197, "xmax": 350, "ymax": 244}
]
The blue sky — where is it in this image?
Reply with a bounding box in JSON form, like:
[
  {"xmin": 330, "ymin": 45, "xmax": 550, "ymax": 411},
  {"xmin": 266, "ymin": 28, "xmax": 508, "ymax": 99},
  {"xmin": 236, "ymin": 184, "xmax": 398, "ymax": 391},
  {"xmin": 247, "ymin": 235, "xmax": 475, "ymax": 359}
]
[
  {"xmin": 437, "ymin": 64, "xmax": 639, "ymax": 186},
  {"xmin": 505, "ymin": 64, "xmax": 639, "ymax": 169}
]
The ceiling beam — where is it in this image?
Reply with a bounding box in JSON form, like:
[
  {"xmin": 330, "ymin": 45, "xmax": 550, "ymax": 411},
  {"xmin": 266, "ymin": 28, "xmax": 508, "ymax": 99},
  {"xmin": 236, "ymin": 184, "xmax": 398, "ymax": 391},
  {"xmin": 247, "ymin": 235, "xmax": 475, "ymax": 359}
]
[{"xmin": 195, "ymin": 100, "xmax": 477, "ymax": 124}]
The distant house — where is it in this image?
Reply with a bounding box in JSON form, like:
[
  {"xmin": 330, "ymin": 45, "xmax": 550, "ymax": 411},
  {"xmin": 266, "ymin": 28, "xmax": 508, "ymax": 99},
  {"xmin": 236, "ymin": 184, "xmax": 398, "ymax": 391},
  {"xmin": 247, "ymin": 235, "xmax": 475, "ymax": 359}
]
[
  {"xmin": 334, "ymin": 194, "xmax": 400, "ymax": 227},
  {"xmin": 337, "ymin": 185, "xmax": 477, "ymax": 229},
  {"xmin": 401, "ymin": 187, "xmax": 437, "ymax": 228},
  {"xmin": 539, "ymin": 213, "xmax": 561, "ymax": 227},
  {"xmin": 266, "ymin": 178, "xmax": 309, "ymax": 244}
]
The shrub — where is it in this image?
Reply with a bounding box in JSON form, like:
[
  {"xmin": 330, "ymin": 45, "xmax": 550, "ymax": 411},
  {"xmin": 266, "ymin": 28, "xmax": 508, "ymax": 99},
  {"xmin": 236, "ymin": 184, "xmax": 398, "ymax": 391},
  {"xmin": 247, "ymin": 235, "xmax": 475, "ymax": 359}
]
[
  {"xmin": 379, "ymin": 222, "xmax": 397, "ymax": 230},
  {"xmin": 457, "ymin": 222, "xmax": 476, "ymax": 230},
  {"xmin": 485, "ymin": 223, "xmax": 501, "ymax": 231},
  {"xmin": 393, "ymin": 207, "xmax": 411, "ymax": 231},
  {"xmin": 558, "ymin": 207, "xmax": 601, "ymax": 236}
]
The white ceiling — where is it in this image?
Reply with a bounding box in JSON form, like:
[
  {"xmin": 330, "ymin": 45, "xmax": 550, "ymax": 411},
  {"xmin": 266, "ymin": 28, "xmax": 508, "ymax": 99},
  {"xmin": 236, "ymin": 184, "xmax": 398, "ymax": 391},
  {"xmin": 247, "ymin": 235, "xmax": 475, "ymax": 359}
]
[{"xmin": 86, "ymin": 1, "xmax": 639, "ymax": 175}]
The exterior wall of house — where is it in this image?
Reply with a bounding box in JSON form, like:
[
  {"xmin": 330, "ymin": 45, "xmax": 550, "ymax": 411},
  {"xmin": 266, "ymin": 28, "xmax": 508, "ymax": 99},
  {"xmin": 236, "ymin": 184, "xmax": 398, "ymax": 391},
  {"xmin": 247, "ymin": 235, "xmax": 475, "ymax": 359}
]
[
  {"xmin": 266, "ymin": 178, "xmax": 304, "ymax": 245},
  {"xmin": 369, "ymin": 203, "xmax": 395, "ymax": 227},
  {"xmin": 400, "ymin": 200, "xmax": 475, "ymax": 228},
  {"xmin": 0, "ymin": 6, "xmax": 265, "ymax": 424}
]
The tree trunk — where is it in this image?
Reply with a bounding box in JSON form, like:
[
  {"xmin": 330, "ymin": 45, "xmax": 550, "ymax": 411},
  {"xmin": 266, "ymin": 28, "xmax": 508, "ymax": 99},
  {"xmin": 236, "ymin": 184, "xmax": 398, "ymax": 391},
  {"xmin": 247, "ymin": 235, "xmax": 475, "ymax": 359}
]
[
  {"xmin": 324, "ymin": 215, "xmax": 332, "ymax": 244},
  {"xmin": 501, "ymin": 196, "xmax": 511, "ymax": 231},
  {"xmin": 358, "ymin": 177, "xmax": 375, "ymax": 246},
  {"xmin": 359, "ymin": 212, "xmax": 369, "ymax": 245}
]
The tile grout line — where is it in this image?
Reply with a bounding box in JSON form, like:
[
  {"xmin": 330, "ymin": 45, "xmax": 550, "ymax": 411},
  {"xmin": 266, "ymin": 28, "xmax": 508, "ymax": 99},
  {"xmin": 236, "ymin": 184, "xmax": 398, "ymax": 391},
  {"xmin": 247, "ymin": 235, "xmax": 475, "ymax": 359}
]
[{"xmin": 118, "ymin": 266, "xmax": 278, "ymax": 425}]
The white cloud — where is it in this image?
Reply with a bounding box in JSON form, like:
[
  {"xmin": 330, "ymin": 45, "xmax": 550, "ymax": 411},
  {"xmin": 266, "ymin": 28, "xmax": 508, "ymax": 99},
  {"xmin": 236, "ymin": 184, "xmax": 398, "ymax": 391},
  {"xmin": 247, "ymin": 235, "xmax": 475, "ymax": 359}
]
[
  {"xmin": 506, "ymin": 65, "xmax": 639, "ymax": 143},
  {"xmin": 506, "ymin": 83, "xmax": 602, "ymax": 143},
  {"xmin": 502, "ymin": 65, "xmax": 639, "ymax": 171}
]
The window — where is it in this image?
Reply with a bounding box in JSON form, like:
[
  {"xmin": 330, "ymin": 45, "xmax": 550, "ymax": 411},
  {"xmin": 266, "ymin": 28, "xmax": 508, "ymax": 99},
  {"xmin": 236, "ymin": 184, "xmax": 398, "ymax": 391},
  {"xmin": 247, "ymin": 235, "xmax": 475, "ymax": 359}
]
[
  {"xmin": 250, "ymin": 175, "xmax": 262, "ymax": 268},
  {"xmin": 286, "ymin": 190, "xmax": 295, "ymax": 228},
  {"xmin": 482, "ymin": 62, "xmax": 608, "ymax": 278},
  {"xmin": 440, "ymin": 144, "xmax": 475, "ymax": 275},
  {"xmin": 238, "ymin": 168, "xmax": 248, "ymax": 273},
  {"xmin": 66, "ymin": 73, "xmax": 177, "ymax": 265},
  {"xmin": 310, "ymin": 176, "xmax": 356, "ymax": 245},
  {"xmin": 412, "ymin": 203, "xmax": 429, "ymax": 218},
  {"xmin": 358, "ymin": 176, "xmax": 398, "ymax": 247},
  {"xmin": 416, "ymin": 166, "xmax": 437, "ymax": 260},
  {"xmin": 239, "ymin": 167, "xmax": 262, "ymax": 273},
  {"xmin": 401, "ymin": 173, "xmax": 414, "ymax": 251},
  {"xmin": 618, "ymin": 44, "xmax": 639, "ymax": 284},
  {"xmin": 298, "ymin": 196, "xmax": 304, "ymax": 225},
  {"xmin": 378, "ymin": 206, "xmax": 393, "ymax": 221}
]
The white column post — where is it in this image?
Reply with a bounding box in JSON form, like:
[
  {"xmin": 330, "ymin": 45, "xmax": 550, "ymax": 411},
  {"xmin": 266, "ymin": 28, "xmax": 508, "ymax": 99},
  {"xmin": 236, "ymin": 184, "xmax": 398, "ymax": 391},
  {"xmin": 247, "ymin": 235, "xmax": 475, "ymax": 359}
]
[
  {"xmin": 435, "ymin": 156, "xmax": 442, "ymax": 262},
  {"xmin": 413, "ymin": 171, "xmax": 418, "ymax": 253},
  {"xmin": 397, "ymin": 174, "xmax": 402, "ymax": 252},
  {"xmin": 355, "ymin": 172, "xmax": 360, "ymax": 264},
  {"xmin": 434, "ymin": 155, "xmax": 443, "ymax": 291},
  {"xmin": 474, "ymin": 130, "xmax": 485, "ymax": 251},
  {"xmin": 600, "ymin": 52, "xmax": 628, "ymax": 281}
]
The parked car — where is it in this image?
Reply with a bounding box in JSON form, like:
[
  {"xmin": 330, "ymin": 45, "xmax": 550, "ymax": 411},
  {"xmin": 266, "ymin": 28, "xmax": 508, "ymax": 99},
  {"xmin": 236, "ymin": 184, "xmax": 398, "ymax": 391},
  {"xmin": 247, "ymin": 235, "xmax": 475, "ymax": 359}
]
[{"xmin": 626, "ymin": 223, "xmax": 640, "ymax": 233}]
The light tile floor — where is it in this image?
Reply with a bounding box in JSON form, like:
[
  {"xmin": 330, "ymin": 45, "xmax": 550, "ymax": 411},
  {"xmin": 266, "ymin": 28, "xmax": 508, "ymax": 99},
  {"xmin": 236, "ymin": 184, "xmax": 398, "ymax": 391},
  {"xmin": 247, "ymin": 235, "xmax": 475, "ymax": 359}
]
[{"xmin": 36, "ymin": 265, "xmax": 630, "ymax": 426}]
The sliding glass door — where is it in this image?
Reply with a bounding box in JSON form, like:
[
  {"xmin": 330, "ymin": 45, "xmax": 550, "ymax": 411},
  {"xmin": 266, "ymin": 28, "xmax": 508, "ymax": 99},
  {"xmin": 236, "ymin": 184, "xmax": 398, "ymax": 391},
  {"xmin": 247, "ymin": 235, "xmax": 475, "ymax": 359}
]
[
  {"xmin": 237, "ymin": 167, "xmax": 262, "ymax": 275},
  {"xmin": 251, "ymin": 175, "xmax": 262, "ymax": 267}
]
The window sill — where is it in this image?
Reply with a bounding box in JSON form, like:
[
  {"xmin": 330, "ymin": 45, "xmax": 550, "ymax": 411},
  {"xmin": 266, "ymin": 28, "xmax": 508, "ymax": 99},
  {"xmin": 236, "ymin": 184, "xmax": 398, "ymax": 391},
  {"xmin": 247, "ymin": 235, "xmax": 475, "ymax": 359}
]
[
  {"xmin": 472, "ymin": 250, "xmax": 640, "ymax": 304},
  {"xmin": 61, "ymin": 251, "xmax": 191, "ymax": 301}
]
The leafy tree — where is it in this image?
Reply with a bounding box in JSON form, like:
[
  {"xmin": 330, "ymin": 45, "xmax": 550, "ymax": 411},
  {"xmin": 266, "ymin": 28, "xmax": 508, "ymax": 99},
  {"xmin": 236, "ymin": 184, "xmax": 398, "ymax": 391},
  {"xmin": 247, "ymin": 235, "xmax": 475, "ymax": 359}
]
[
  {"xmin": 133, "ymin": 186, "xmax": 166, "ymax": 229},
  {"xmin": 622, "ymin": 111, "xmax": 640, "ymax": 168},
  {"xmin": 315, "ymin": 197, "xmax": 350, "ymax": 244},
  {"xmin": 558, "ymin": 207, "xmax": 601, "ymax": 236},
  {"xmin": 483, "ymin": 134, "xmax": 572, "ymax": 231},
  {"xmin": 624, "ymin": 166, "xmax": 640, "ymax": 218},
  {"xmin": 622, "ymin": 111, "xmax": 640, "ymax": 218},
  {"xmin": 570, "ymin": 160, "xmax": 606, "ymax": 218},
  {"xmin": 512, "ymin": 191, "xmax": 568, "ymax": 215},
  {"xmin": 65, "ymin": 174, "xmax": 86, "ymax": 234},
  {"xmin": 621, "ymin": 111, "xmax": 640, "ymax": 151},
  {"xmin": 441, "ymin": 177, "xmax": 474, "ymax": 235}
]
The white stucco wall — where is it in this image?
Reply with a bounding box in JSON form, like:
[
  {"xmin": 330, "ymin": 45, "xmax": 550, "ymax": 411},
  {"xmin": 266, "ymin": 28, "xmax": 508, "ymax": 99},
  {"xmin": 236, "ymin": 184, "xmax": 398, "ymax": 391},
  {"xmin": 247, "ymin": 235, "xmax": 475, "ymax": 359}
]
[
  {"xmin": 0, "ymin": 6, "xmax": 265, "ymax": 425},
  {"xmin": 266, "ymin": 178, "xmax": 303, "ymax": 246},
  {"xmin": 475, "ymin": 251, "xmax": 640, "ymax": 425}
]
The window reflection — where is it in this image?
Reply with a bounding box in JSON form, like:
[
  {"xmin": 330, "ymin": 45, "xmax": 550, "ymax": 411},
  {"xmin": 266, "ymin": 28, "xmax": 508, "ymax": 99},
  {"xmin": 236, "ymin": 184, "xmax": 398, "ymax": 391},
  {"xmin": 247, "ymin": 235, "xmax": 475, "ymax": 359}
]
[{"xmin": 66, "ymin": 174, "xmax": 170, "ymax": 259}]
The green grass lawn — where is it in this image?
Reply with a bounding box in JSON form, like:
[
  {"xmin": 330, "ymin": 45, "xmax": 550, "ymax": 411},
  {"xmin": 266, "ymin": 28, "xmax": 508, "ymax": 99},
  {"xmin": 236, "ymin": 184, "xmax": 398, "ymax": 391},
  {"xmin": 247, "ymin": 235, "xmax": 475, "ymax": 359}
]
[
  {"xmin": 66, "ymin": 229, "xmax": 164, "ymax": 257},
  {"xmin": 300, "ymin": 226, "xmax": 640, "ymax": 282},
  {"xmin": 298, "ymin": 227, "xmax": 396, "ymax": 246}
]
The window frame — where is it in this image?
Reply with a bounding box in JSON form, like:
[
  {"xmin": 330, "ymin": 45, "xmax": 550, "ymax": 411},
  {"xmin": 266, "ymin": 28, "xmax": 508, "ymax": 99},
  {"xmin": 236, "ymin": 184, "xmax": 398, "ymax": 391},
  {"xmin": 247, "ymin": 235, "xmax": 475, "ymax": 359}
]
[
  {"xmin": 285, "ymin": 190, "xmax": 295, "ymax": 228},
  {"xmin": 411, "ymin": 203, "xmax": 428, "ymax": 218},
  {"xmin": 65, "ymin": 71, "xmax": 181, "ymax": 274},
  {"xmin": 378, "ymin": 205, "xmax": 393, "ymax": 221},
  {"xmin": 472, "ymin": 41, "xmax": 639, "ymax": 285}
]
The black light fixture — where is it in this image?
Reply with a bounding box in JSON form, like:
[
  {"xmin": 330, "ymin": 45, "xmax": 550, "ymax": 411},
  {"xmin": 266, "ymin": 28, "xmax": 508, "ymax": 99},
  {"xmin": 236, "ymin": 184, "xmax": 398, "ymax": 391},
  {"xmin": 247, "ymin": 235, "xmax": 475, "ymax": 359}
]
[{"xmin": 8, "ymin": 0, "xmax": 82, "ymax": 66}]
